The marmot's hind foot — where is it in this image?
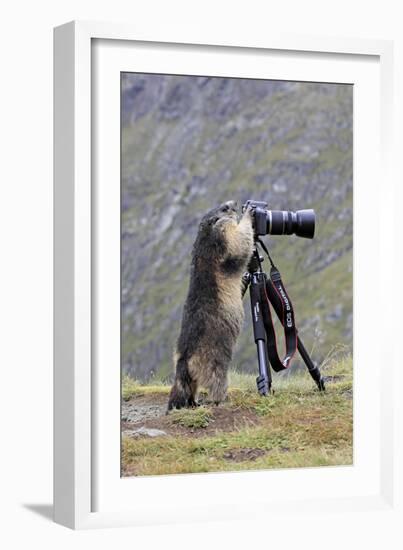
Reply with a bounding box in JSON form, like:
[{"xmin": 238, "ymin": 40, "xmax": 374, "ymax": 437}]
[
  {"xmin": 207, "ymin": 379, "xmax": 228, "ymax": 406},
  {"xmin": 167, "ymin": 388, "xmax": 197, "ymax": 412},
  {"xmin": 187, "ymin": 396, "xmax": 198, "ymax": 408}
]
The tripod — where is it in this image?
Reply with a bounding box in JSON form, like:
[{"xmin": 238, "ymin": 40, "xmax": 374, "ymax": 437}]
[{"xmin": 242, "ymin": 241, "xmax": 325, "ymax": 396}]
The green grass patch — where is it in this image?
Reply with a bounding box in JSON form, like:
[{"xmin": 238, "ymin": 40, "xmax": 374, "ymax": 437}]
[
  {"xmin": 170, "ymin": 407, "xmax": 212, "ymax": 429},
  {"xmin": 122, "ymin": 375, "xmax": 170, "ymax": 400}
]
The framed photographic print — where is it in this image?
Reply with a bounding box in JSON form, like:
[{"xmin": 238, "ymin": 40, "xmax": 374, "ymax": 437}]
[{"xmin": 54, "ymin": 21, "xmax": 399, "ymax": 531}]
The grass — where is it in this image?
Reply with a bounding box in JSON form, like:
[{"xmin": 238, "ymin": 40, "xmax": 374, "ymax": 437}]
[
  {"xmin": 121, "ymin": 375, "xmax": 168, "ymax": 400},
  {"xmin": 121, "ymin": 351, "xmax": 353, "ymax": 476},
  {"xmin": 170, "ymin": 407, "xmax": 212, "ymax": 429}
]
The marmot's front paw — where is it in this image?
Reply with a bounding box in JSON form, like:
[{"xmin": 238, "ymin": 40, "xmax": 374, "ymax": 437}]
[
  {"xmin": 241, "ymin": 205, "xmax": 255, "ymax": 231},
  {"xmin": 242, "ymin": 204, "xmax": 254, "ymax": 219}
]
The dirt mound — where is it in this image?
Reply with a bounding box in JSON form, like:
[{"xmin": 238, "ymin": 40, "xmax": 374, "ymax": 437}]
[{"xmin": 122, "ymin": 393, "xmax": 259, "ymax": 439}]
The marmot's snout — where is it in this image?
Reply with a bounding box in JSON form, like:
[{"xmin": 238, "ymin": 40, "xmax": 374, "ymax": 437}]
[{"xmin": 218, "ymin": 200, "xmax": 239, "ymax": 222}]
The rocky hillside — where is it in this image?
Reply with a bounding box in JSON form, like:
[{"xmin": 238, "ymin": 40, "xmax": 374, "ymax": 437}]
[{"xmin": 121, "ymin": 73, "xmax": 353, "ymax": 382}]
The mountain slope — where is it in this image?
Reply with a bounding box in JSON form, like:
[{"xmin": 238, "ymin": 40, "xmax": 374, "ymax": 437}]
[{"xmin": 121, "ymin": 74, "xmax": 353, "ymax": 382}]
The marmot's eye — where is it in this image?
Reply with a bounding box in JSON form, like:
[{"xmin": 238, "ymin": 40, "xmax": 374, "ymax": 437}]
[{"xmin": 222, "ymin": 205, "xmax": 230, "ymax": 212}]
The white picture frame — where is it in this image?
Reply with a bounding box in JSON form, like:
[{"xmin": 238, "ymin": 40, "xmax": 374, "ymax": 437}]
[{"xmin": 54, "ymin": 21, "xmax": 400, "ymax": 532}]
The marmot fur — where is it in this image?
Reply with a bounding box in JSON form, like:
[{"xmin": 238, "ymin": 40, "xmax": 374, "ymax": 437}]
[{"xmin": 167, "ymin": 200, "xmax": 254, "ymax": 411}]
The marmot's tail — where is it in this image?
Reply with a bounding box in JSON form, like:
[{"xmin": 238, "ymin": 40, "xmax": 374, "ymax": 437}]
[{"xmin": 167, "ymin": 357, "xmax": 196, "ymax": 411}]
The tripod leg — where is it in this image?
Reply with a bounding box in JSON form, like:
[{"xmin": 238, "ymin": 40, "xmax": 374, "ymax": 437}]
[
  {"xmin": 297, "ymin": 337, "xmax": 325, "ymax": 391},
  {"xmin": 256, "ymin": 340, "xmax": 272, "ymax": 395},
  {"xmin": 249, "ymin": 273, "xmax": 272, "ymax": 396}
]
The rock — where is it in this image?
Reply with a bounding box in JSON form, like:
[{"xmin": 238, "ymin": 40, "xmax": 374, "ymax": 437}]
[
  {"xmin": 273, "ymin": 181, "xmax": 288, "ymax": 193},
  {"xmin": 122, "ymin": 403, "xmax": 166, "ymax": 424},
  {"xmin": 326, "ymin": 304, "xmax": 343, "ymax": 322},
  {"xmin": 128, "ymin": 427, "xmax": 167, "ymax": 438}
]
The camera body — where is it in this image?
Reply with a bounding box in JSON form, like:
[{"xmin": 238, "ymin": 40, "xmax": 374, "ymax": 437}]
[{"xmin": 243, "ymin": 199, "xmax": 316, "ymax": 239}]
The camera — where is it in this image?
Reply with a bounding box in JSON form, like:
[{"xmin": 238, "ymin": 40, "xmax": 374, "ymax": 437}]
[{"xmin": 243, "ymin": 200, "xmax": 315, "ymax": 239}]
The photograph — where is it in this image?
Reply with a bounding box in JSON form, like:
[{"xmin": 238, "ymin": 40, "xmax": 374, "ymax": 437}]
[{"xmin": 120, "ymin": 72, "xmax": 353, "ymax": 477}]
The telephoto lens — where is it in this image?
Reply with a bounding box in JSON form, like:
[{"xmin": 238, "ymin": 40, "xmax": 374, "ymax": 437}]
[
  {"xmin": 243, "ymin": 200, "xmax": 316, "ymax": 239},
  {"xmin": 266, "ymin": 209, "xmax": 315, "ymax": 239}
]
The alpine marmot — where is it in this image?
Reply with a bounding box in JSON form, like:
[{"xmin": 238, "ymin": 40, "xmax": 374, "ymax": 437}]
[{"xmin": 167, "ymin": 200, "xmax": 254, "ymax": 411}]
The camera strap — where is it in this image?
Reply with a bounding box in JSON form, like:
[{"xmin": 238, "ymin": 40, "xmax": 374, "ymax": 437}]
[{"xmin": 257, "ymin": 240, "xmax": 298, "ymax": 371}]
